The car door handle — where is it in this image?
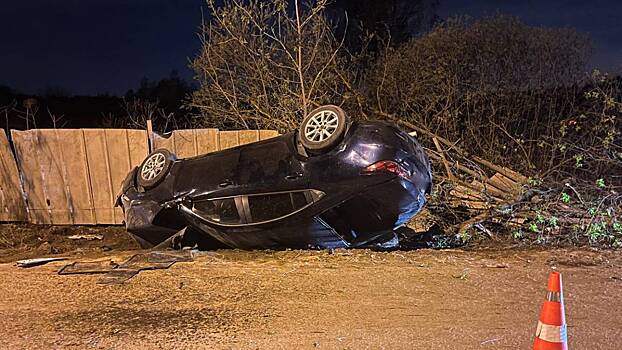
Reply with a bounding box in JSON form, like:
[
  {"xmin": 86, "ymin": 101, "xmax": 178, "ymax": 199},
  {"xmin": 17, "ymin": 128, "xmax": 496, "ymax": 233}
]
[
  {"xmin": 285, "ymin": 172, "xmax": 303, "ymax": 180},
  {"xmin": 219, "ymin": 179, "xmax": 233, "ymax": 187}
]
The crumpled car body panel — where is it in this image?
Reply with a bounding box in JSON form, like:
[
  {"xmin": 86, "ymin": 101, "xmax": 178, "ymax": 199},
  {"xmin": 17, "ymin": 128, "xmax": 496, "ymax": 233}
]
[{"xmin": 117, "ymin": 121, "xmax": 432, "ymax": 250}]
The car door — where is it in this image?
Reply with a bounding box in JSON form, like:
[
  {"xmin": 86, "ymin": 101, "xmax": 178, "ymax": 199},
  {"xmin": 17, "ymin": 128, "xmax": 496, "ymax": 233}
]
[
  {"xmin": 232, "ymin": 135, "xmax": 307, "ymax": 193},
  {"xmin": 173, "ymin": 147, "xmax": 242, "ymax": 197}
]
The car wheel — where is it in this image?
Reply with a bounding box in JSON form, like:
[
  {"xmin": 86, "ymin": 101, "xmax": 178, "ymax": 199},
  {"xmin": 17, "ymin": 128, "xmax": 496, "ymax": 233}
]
[
  {"xmin": 299, "ymin": 105, "xmax": 349, "ymax": 153},
  {"xmin": 137, "ymin": 148, "xmax": 175, "ymax": 189}
]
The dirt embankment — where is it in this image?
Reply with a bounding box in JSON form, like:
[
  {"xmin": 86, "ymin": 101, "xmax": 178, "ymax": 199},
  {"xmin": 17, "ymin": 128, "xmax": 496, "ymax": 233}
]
[
  {"xmin": 0, "ymin": 243, "xmax": 621, "ymax": 349},
  {"xmin": 0, "ymin": 224, "xmax": 138, "ymax": 263}
]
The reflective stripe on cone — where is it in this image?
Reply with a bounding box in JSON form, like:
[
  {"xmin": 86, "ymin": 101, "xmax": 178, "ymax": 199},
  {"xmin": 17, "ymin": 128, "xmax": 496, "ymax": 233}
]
[{"xmin": 535, "ymin": 321, "xmax": 567, "ymax": 343}]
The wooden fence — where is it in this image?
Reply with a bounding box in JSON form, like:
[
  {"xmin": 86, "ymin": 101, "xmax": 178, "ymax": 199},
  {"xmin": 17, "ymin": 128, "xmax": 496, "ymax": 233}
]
[
  {"xmin": 152, "ymin": 129, "xmax": 279, "ymax": 157},
  {"xmin": 2, "ymin": 128, "xmax": 278, "ymax": 225},
  {"xmin": 0, "ymin": 130, "xmax": 27, "ymax": 221},
  {"xmin": 10, "ymin": 129, "xmax": 148, "ymax": 224}
]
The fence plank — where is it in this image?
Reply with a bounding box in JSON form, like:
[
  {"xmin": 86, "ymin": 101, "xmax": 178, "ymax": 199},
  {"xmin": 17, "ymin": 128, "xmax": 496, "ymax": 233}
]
[
  {"xmin": 127, "ymin": 130, "xmax": 149, "ymax": 168},
  {"xmin": 239, "ymin": 130, "xmax": 260, "ymax": 145},
  {"xmin": 84, "ymin": 129, "xmax": 115, "ymax": 224},
  {"xmin": 259, "ymin": 129, "xmax": 280, "ymax": 140},
  {"xmin": 219, "ymin": 130, "xmax": 240, "ymax": 150},
  {"xmin": 173, "ymin": 129, "xmax": 198, "ymax": 158},
  {"xmin": 105, "ymin": 129, "xmax": 134, "ymax": 224},
  {"xmin": 37, "ymin": 130, "xmax": 73, "ymax": 224},
  {"xmin": 11, "ymin": 130, "xmax": 50, "ymax": 223},
  {"xmin": 56, "ymin": 130, "xmax": 96, "ymax": 224},
  {"xmin": 152, "ymin": 133, "xmax": 173, "ymax": 153},
  {"xmin": 196, "ymin": 128, "xmax": 219, "ymax": 155},
  {"xmin": 0, "ymin": 130, "xmax": 27, "ymax": 221}
]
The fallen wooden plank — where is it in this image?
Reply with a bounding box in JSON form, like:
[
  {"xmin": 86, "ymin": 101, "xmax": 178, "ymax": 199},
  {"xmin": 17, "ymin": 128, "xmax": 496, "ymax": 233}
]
[
  {"xmin": 471, "ymin": 179, "xmax": 514, "ymax": 200},
  {"xmin": 473, "ymin": 156, "xmax": 528, "ymax": 184},
  {"xmin": 16, "ymin": 257, "xmax": 68, "ymax": 268},
  {"xmin": 488, "ymin": 173, "xmax": 522, "ymax": 195}
]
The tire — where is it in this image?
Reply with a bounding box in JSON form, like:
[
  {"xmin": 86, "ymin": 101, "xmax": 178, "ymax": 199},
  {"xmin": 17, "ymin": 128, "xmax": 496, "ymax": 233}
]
[
  {"xmin": 137, "ymin": 148, "xmax": 176, "ymax": 189},
  {"xmin": 299, "ymin": 105, "xmax": 349, "ymax": 153}
]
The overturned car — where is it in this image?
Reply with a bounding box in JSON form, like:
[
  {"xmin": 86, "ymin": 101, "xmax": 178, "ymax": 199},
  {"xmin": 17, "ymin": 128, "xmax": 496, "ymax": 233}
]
[{"xmin": 116, "ymin": 105, "xmax": 432, "ymax": 250}]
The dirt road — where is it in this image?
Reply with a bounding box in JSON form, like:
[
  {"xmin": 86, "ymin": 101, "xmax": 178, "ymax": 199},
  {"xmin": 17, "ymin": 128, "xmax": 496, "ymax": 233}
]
[{"xmin": 1, "ymin": 247, "xmax": 621, "ymax": 349}]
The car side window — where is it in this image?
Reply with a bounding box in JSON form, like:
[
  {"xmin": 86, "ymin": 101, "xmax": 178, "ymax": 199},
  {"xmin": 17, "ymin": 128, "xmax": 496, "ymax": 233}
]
[
  {"xmin": 192, "ymin": 198, "xmax": 241, "ymax": 224},
  {"xmin": 190, "ymin": 190, "xmax": 323, "ymax": 225},
  {"xmin": 247, "ymin": 191, "xmax": 310, "ymax": 223}
]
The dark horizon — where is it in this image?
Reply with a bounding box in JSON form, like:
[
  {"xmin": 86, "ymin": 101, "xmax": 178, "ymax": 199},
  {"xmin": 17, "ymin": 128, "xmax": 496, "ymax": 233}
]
[{"xmin": 1, "ymin": 0, "xmax": 621, "ymax": 97}]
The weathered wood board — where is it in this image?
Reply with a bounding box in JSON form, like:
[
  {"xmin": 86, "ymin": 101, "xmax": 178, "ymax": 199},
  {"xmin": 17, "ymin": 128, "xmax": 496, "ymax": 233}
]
[
  {"xmin": 11, "ymin": 129, "xmax": 147, "ymax": 224},
  {"xmin": 154, "ymin": 129, "xmax": 279, "ymax": 157},
  {"xmin": 0, "ymin": 130, "xmax": 27, "ymax": 221}
]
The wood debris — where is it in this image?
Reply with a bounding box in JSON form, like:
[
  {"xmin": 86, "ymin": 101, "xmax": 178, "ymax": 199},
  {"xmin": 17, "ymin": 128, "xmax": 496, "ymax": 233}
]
[{"xmin": 397, "ymin": 119, "xmax": 530, "ymax": 235}]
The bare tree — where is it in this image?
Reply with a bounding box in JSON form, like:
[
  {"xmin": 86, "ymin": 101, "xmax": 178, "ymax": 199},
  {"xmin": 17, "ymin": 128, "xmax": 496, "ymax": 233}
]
[
  {"xmin": 188, "ymin": 0, "xmax": 361, "ymax": 131},
  {"xmin": 101, "ymin": 98, "xmax": 183, "ymax": 133}
]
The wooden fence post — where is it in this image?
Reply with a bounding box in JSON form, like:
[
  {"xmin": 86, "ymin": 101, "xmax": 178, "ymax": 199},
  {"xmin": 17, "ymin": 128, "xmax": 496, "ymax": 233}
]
[{"xmin": 146, "ymin": 119, "xmax": 153, "ymax": 153}]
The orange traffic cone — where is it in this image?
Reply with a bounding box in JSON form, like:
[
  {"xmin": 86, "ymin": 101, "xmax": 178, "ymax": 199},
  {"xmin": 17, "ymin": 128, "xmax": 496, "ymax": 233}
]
[{"xmin": 533, "ymin": 271, "xmax": 568, "ymax": 350}]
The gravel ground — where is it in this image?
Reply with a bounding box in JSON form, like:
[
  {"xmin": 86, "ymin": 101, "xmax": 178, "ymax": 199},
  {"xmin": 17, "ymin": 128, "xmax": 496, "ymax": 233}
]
[{"xmin": 1, "ymin": 246, "xmax": 621, "ymax": 349}]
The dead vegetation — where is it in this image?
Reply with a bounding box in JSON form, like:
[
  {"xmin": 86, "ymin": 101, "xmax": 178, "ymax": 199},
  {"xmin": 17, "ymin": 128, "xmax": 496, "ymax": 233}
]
[
  {"xmin": 0, "ymin": 224, "xmax": 137, "ymax": 263},
  {"xmin": 188, "ymin": 1, "xmax": 621, "ymax": 247},
  {"xmin": 189, "ymin": 0, "xmax": 362, "ymax": 130}
]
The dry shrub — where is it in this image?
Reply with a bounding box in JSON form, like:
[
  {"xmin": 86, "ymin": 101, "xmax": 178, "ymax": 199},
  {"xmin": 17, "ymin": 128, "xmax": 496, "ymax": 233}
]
[
  {"xmin": 369, "ymin": 16, "xmax": 594, "ymax": 174},
  {"xmin": 548, "ymin": 74, "xmax": 622, "ymax": 182},
  {"xmin": 188, "ymin": 0, "xmax": 362, "ymax": 132}
]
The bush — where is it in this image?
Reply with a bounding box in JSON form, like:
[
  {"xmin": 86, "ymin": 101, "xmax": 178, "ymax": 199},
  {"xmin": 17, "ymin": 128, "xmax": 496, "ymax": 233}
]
[{"xmin": 368, "ymin": 16, "xmax": 595, "ymax": 174}]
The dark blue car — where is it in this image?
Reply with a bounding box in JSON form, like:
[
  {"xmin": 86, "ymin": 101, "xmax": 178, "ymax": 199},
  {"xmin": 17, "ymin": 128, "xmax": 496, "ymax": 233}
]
[{"xmin": 116, "ymin": 105, "xmax": 432, "ymax": 250}]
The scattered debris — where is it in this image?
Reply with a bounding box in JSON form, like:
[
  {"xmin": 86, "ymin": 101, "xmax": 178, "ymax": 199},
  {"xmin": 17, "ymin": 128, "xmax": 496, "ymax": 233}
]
[
  {"xmin": 452, "ymin": 269, "xmax": 470, "ymax": 280},
  {"xmin": 482, "ymin": 263, "xmax": 510, "ymax": 269},
  {"xmin": 97, "ymin": 251, "xmax": 193, "ymax": 285},
  {"xmin": 16, "ymin": 257, "xmax": 67, "ymax": 268},
  {"xmin": 480, "ymin": 336, "xmax": 503, "ymax": 345},
  {"xmin": 67, "ymin": 234, "xmax": 103, "ymax": 240},
  {"xmin": 58, "ymin": 260, "xmax": 118, "ymax": 275},
  {"xmin": 98, "ymin": 268, "xmax": 141, "ymax": 285}
]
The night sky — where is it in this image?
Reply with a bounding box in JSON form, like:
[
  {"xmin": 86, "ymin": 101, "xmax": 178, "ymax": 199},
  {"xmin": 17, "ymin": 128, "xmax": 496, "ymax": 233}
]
[{"xmin": 1, "ymin": 0, "xmax": 621, "ymax": 96}]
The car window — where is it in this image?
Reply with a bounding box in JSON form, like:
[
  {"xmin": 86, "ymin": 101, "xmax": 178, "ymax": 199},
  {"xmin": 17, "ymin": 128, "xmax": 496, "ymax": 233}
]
[
  {"xmin": 290, "ymin": 191, "xmax": 308, "ymax": 210},
  {"xmin": 247, "ymin": 191, "xmax": 311, "ymax": 223},
  {"xmin": 192, "ymin": 198, "xmax": 241, "ymax": 224}
]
